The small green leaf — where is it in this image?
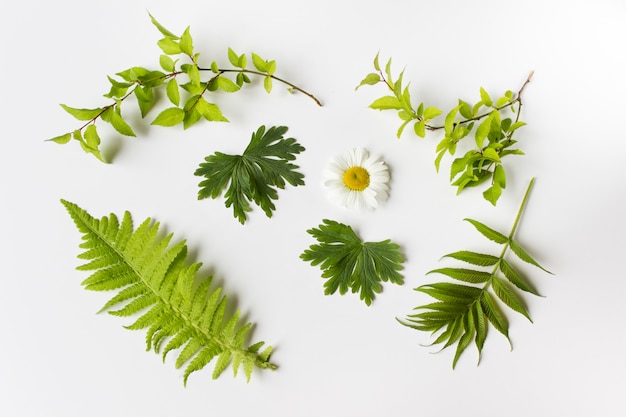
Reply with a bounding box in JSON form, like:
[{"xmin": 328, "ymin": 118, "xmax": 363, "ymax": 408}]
[
  {"xmin": 499, "ymin": 259, "xmax": 541, "ymax": 295},
  {"xmin": 423, "ymin": 106, "xmax": 442, "ymax": 120},
  {"xmin": 458, "ymin": 100, "xmax": 473, "ymax": 119},
  {"xmin": 157, "ymin": 38, "xmax": 181, "ymax": 55},
  {"xmin": 444, "ymin": 106, "xmax": 459, "ymax": 134},
  {"xmin": 474, "ymin": 115, "xmax": 491, "ymax": 148},
  {"xmin": 509, "ymin": 240, "xmax": 553, "ymax": 274},
  {"xmin": 149, "ymin": 13, "xmax": 180, "ymax": 39},
  {"xmin": 196, "ymin": 99, "xmax": 229, "ymax": 122},
  {"xmin": 216, "ymin": 76, "xmax": 241, "ymax": 93},
  {"xmin": 491, "ymin": 276, "xmax": 532, "ymax": 322},
  {"xmin": 373, "ymin": 52, "xmax": 381, "ymax": 71},
  {"xmin": 227, "ymin": 48, "xmax": 240, "ymax": 67},
  {"xmin": 480, "ymin": 87, "xmax": 492, "ymax": 107},
  {"xmin": 179, "ymin": 26, "xmax": 194, "ymax": 56},
  {"xmin": 210, "ymin": 61, "xmax": 219, "ymax": 73},
  {"xmin": 47, "ymin": 132, "xmax": 72, "ymax": 144},
  {"xmin": 493, "ymin": 164, "xmax": 506, "ymax": 188},
  {"xmin": 166, "ymin": 78, "xmax": 180, "ymax": 106},
  {"xmin": 479, "ymin": 292, "xmax": 510, "ymax": 343},
  {"xmin": 84, "ymin": 124, "xmax": 101, "ymax": 148},
  {"xmin": 482, "ymin": 184, "xmax": 502, "ymax": 206},
  {"xmin": 264, "ymin": 76, "xmax": 272, "ymax": 93},
  {"xmin": 107, "ymin": 108, "xmax": 136, "ymax": 137},
  {"xmin": 482, "ymin": 147, "xmax": 501, "ymax": 162},
  {"xmin": 443, "ymin": 251, "xmax": 499, "ymax": 267},
  {"xmin": 133, "ymin": 87, "xmax": 155, "ymax": 117},
  {"xmin": 464, "ymin": 218, "xmax": 508, "ymax": 244},
  {"xmin": 434, "ymin": 149, "xmax": 446, "ymax": 172},
  {"xmin": 60, "ymin": 104, "xmax": 102, "ymax": 121},
  {"xmin": 356, "ymin": 73, "xmax": 381, "ymax": 90},
  {"xmin": 507, "ymin": 121, "xmax": 527, "ymax": 132},
  {"xmin": 369, "ymin": 96, "xmax": 402, "ymax": 110},
  {"xmin": 414, "ymin": 120, "xmax": 426, "ymax": 138},
  {"xmin": 251, "ymin": 53, "xmax": 268, "ymax": 72},
  {"xmin": 181, "ymin": 64, "xmax": 200, "ymax": 87},
  {"xmin": 427, "ymin": 268, "xmax": 492, "ymax": 284},
  {"xmin": 159, "ymin": 55, "xmax": 175, "ymax": 72},
  {"xmin": 151, "ymin": 107, "xmax": 185, "ymax": 126}
]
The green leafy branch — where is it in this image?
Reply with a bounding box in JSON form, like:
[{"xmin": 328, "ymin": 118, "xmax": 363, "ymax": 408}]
[
  {"xmin": 47, "ymin": 13, "xmax": 322, "ymax": 163},
  {"xmin": 61, "ymin": 199, "xmax": 276, "ymax": 384},
  {"xmin": 357, "ymin": 53, "xmax": 533, "ymax": 205},
  {"xmin": 399, "ymin": 178, "xmax": 552, "ymax": 367},
  {"xmin": 195, "ymin": 125, "xmax": 305, "ymax": 224},
  {"xmin": 300, "ymin": 219, "xmax": 405, "ymax": 306}
]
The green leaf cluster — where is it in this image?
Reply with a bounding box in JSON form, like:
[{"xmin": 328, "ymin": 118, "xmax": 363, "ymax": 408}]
[
  {"xmin": 358, "ymin": 54, "xmax": 532, "ymax": 205},
  {"xmin": 300, "ymin": 219, "xmax": 405, "ymax": 306},
  {"xmin": 195, "ymin": 126, "xmax": 305, "ymax": 224},
  {"xmin": 47, "ymin": 13, "xmax": 321, "ymax": 163},
  {"xmin": 399, "ymin": 178, "xmax": 552, "ymax": 367},
  {"xmin": 61, "ymin": 199, "xmax": 276, "ymax": 384}
]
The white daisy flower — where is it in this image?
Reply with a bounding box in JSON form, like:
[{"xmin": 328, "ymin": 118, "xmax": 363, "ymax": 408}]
[{"xmin": 324, "ymin": 147, "xmax": 390, "ymax": 210}]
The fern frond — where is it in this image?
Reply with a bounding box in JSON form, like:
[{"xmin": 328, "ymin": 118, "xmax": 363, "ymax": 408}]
[
  {"xmin": 61, "ymin": 199, "xmax": 277, "ymax": 384},
  {"xmin": 400, "ymin": 178, "xmax": 552, "ymax": 367}
]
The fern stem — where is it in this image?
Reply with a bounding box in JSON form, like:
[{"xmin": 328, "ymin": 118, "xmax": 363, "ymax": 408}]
[
  {"xmin": 508, "ymin": 177, "xmax": 535, "ymax": 240},
  {"xmin": 484, "ymin": 177, "xmax": 536, "ymax": 290}
]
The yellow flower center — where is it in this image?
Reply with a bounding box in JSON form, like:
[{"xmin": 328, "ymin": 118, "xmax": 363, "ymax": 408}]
[{"xmin": 343, "ymin": 166, "xmax": 370, "ymax": 191}]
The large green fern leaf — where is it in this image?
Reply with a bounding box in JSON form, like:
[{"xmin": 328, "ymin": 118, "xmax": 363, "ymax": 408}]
[
  {"xmin": 61, "ymin": 199, "xmax": 276, "ymax": 384},
  {"xmin": 399, "ymin": 178, "xmax": 552, "ymax": 367}
]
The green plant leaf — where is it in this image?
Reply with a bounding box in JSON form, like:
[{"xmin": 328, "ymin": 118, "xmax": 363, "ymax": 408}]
[
  {"xmin": 464, "ymin": 218, "xmax": 508, "ymax": 244},
  {"xmin": 423, "ymin": 106, "xmax": 442, "ymax": 120},
  {"xmin": 263, "ymin": 76, "xmax": 272, "ymax": 93},
  {"xmin": 166, "ymin": 78, "xmax": 180, "ymax": 106},
  {"xmin": 442, "ymin": 251, "xmax": 499, "ymax": 266},
  {"xmin": 149, "ymin": 12, "xmax": 180, "ymax": 39},
  {"xmin": 60, "ymin": 104, "xmax": 102, "ymax": 121},
  {"xmin": 369, "ymin": 96, "xmax": 402, "ymax": 110},
  {"xmin": 196, "ymin": 99, "xmax": 229, "ymax": 122},
  {"xmin": 479, "ymin": 87, "xmax": 492, "ymax": 107},
  {"xmin": 47, "ymin": 132, "xmax": 72, "ymax": 144},
  {"xmin": 159, "ymin": 55, "xmax": 176, "ymax": 72},
  {"xmin": 491, "ymin": 276, "xmax": 532, "ymax": 321},
  {"xmin": 499, "ymin": 259, "xmax": 541, "ymax": 296},
  {"xmin": 179, "ymin": 27, "xmax": 194, "ymax": 56},
  {"xmin": 251, "ymin": 53, "xmax": 271, "ymax": 73},
  {"xmin": 402, "ymin": 179, "xmax": 551, "ymax": 367},
  {"xmin": 427, "ymin": 268, "xmax": 492, "ymax": 284},
  {"xmin": 151, "ymin": 107, "xmax": 185, "ymax": 127},
  {"xmin": 227, "ymin": 47, "xmax": 240, "ymax": 67},
  {"xmin": 216, "ymin": 76, "xmax": 241, "ymax": 93},
  {"xmin": 157, "ymin": 38, "xmax": 181, "ymax": 55},
  {"xmin": 509, "ymin": 240, "xmax": 553, "ymax": 274},
  {"xmin": 301, "ymin": 219, "xmax": 404, "ymax": 306},
  {"xmin": 61, "ymin": 200, "xmax": 276, "ymax": 384},
  {"xmin": 356, "ymin": 73, "xmax": 381, "ymax": 90},
  {"xmin": 105, "ymin": 107, "xmax": 136, "ymax": 137},
  {"xmin": 482, "ymin": 184, "xmax": 502, "ymax": 206},
  {"xmin": 195, "ymin": 125, "xmax": 305, "ymax": 224}
]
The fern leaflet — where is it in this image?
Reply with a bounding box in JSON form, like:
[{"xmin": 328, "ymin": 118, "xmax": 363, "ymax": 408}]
[
  {"xmin": 399, "ymin": 178, "xmax": 552, "ymax": 367},
  {"xmin": 61, "ymin": 199, "xmax": 276, "ymax": 384}
]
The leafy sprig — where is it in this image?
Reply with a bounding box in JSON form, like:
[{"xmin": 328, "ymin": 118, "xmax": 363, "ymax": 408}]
[
  {"xmin": 195, "ymin": 125, "xmax": 305, "ymax": 224},
  {"xmin": 357, "ymin": 53, "xmax": 533, "ymax": 205},
  {"xmin": 61, "ymin": 199, "xmax": 276, "ymax": 384},
  {"xmin": 399, "ymin": 178, "xmax": 552, "ymax": 367},
  {"xmin": 47, "ymin": 13, "xmax": 321, "ymax": 162},
  {"xmin": 300, "ymin": 219, "xmax": 405, "ymax": 306}
]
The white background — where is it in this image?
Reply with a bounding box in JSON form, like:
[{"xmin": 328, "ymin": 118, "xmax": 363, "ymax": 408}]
[{"xmin": 1, "ymin": 0, "xmax": 625, "ymax": 416}]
